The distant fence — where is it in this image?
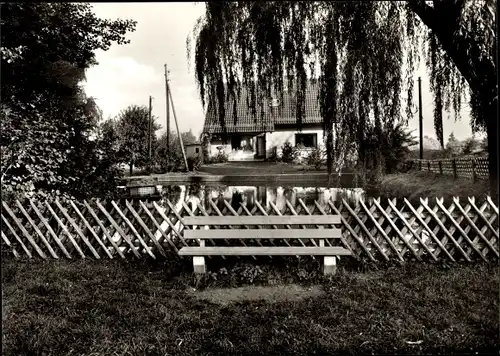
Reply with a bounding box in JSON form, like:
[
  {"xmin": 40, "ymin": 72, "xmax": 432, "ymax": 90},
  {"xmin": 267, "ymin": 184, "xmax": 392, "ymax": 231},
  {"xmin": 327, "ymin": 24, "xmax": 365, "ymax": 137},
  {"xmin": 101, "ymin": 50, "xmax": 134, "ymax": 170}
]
[
  {"xmin": 1, "ymin": 196, "xmax": 498, "ymax": 262},
  {"xmin": 405, "ymin": 157, "xmax": 489, "ymax": 181}
]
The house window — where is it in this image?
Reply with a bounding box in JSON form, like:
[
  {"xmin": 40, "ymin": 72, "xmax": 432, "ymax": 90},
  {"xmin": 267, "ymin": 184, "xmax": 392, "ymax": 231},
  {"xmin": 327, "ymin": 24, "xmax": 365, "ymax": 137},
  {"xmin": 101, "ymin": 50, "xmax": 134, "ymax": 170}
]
[
  {"xmin": 195, "ymin": 147, "xmax": 200, "ymax": 154},
  {"xmin": 295, "ymin": 133, "xmax": 317, "ymax": 148}
]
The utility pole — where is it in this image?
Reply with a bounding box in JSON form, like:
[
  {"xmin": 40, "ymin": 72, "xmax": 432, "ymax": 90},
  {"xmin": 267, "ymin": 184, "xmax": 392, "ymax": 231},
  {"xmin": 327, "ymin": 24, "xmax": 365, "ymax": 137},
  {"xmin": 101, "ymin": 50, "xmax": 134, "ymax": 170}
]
[
  {"xmin": 418, "ymin": 77, "xmax": 423, "ymax": 160},
  {"xmin": 167, "ymin": 82, "xmax": 189, "ymax": 171},
  {"xmin": 164, "ymin": 64, "xmax": 170, "ymax": 166},
  {"xmin": 148, "ymin": 95, "xmax": 153, "ymax": 165}
]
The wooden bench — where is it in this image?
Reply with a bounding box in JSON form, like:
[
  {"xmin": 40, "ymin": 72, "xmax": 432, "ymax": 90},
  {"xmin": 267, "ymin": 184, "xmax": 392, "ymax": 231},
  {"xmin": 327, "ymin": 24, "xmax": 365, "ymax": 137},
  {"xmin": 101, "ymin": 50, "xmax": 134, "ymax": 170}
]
[{"xmin": 178, "ymin": 215, "xmax": 351, "ymax": 275}]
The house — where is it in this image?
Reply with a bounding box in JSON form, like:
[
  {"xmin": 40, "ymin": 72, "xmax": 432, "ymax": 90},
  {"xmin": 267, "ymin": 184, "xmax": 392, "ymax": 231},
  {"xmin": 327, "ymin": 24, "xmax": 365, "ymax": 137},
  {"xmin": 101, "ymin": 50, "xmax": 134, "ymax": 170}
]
[
  {"xmin": 185, "ymin": 143, "xmax": 202, "ymax": 158},
  {"xmin": 202, "ymin": 81, "xmax": 326, "ymax": 161}
]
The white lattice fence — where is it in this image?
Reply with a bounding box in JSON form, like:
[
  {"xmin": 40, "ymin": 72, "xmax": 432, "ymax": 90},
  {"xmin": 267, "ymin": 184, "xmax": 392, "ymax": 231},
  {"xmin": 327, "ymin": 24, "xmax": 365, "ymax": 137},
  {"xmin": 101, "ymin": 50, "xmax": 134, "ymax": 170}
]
[{"xmin": 1, "ymin": 196, "xmax": 498, "ymax": 262}]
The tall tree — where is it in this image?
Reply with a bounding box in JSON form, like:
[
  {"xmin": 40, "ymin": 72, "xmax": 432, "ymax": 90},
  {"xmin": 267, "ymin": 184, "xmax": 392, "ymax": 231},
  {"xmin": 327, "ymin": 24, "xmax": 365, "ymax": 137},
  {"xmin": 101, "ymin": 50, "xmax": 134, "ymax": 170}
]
[
  {"xmin": 187, "ymin": 1, "xmax": 497, "ymax": 200},
  {"xmin": 1, "ymin": 3, "xmax": 136, "ymax": 198},
  {"xmin": 115, "ymin": 105, "xmax": 161, "ymax": 175},
  {"xmin": 181, "ymin": 129, "xmax": 198, "ymax": 145}
]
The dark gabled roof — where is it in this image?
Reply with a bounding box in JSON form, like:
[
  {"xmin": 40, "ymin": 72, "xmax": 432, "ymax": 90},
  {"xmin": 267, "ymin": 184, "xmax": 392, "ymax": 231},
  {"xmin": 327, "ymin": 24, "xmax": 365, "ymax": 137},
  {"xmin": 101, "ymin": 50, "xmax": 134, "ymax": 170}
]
[{"xmin": 203, "ymin": 81, "xmax": 322, "ymax": 134}]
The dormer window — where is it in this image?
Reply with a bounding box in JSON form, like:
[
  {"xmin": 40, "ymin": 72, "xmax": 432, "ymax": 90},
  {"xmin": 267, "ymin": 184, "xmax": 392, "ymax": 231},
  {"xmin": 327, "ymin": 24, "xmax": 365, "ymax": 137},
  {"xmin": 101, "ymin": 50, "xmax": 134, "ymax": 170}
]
[{"xmin": 270, "ymin": 98, "xmax": 280, "ymax": 107}]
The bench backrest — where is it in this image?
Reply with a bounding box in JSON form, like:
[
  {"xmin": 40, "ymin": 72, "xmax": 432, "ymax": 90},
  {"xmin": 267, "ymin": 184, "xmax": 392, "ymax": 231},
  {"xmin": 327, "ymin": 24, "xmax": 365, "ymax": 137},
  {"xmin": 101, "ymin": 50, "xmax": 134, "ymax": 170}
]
[{"xmin": 183, "ymin": 215, "xmax": 340, "ymax": 226}]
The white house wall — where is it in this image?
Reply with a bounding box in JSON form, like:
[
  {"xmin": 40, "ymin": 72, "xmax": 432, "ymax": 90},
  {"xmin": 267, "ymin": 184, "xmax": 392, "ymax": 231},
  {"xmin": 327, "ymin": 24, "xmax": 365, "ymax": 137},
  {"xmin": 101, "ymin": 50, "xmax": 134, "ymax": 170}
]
[
  {"xmin": 209, "ymin": 140, "xmax": 232, "ymax": 157},
  {"xmin": 265, "ymin": 128, "xmax": 325, "ymax": 159}
]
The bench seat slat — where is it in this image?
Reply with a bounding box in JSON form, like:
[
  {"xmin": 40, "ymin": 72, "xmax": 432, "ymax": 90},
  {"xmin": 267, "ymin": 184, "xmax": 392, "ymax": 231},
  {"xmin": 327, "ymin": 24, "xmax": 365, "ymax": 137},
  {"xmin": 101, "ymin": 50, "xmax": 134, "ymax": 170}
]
[
  {"xmin": 178, "ymin": 246, "xmax": 351, "ymax": 256},
  {"xmin": 183, "ymin": 215, "xmax": 340, "ymax": 226},
  {"xmin": 184, "ymin": 228, "xmax": 341, "ymax": 239}
]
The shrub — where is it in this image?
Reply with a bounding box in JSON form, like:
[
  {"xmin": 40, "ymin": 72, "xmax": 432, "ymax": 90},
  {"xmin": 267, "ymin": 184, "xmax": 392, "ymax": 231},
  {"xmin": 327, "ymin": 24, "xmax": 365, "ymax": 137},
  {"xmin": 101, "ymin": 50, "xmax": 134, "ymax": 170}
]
[
  {"xmin": 208, "ymin": 151, "xmax": 229, "ymax": 164},
  {"xmin": 187, "ymin": 155, "xmax": 202, "ymax": 171},
  {"xmin": 306, "ymin": 148, "xmax": 325, "ymax": 170},
  {"xmin": 281, "ymin": 141, "xmax": 299, "ymax": 163}
]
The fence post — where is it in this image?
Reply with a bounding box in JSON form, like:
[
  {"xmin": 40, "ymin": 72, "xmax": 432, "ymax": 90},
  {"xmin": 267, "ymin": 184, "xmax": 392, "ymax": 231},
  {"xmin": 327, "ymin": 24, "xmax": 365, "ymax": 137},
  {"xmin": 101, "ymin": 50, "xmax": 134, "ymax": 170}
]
[
  {"xmin": 438, "ymin": 160, "xmax": 443, "ymax": 175},
  {"xmin": 428, "ymin": 161, "xmax": 431, "ymax": 172},
  {"xmin": 452, "ymin": 159, "xmax": 457, "ymax": 179},
  {"xmin": 419, "ymin": 160, "xmax": 422, "ymax": 171},
  {"xmin": 471, "ymin": 158, "xmax": 477, "ymax": 182}
]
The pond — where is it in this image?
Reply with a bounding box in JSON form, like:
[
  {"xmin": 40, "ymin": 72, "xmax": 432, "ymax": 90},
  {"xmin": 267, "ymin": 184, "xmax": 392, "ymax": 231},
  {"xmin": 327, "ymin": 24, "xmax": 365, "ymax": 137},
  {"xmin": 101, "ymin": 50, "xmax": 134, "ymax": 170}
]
[{"xmin": 129, "ymin": 184, "xmax": 366, "ymax": 212}]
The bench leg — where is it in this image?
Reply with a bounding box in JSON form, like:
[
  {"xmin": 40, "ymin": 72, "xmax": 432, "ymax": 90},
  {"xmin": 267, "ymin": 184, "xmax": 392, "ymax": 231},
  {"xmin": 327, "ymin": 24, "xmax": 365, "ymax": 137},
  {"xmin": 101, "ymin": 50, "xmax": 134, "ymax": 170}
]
[
  {"xmin": 323, "ymin": 256, "xmax": 337, "ymax": 275},
  {"xmin": 193, "ymin": 239, "xmax": 206, "ymax": 274},
  {"xmin": 193, "ymin": 256, "xmax": 206, "ymax": 274}
]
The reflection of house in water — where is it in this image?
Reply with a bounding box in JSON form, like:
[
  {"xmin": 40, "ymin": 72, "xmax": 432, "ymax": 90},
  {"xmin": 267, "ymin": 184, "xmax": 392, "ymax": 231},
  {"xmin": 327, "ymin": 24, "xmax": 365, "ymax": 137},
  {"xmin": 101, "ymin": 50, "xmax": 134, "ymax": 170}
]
[{"xmin": 153, "ymin": 185, "xmax": 365, "ymax": 214}]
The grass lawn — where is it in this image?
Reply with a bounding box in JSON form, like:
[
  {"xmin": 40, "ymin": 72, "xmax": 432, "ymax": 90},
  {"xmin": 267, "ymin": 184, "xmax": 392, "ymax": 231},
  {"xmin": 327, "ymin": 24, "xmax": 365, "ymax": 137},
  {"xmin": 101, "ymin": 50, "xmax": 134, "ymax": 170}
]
[
  {"xmin": 377, "ymin": 171, "xmax": 491, "ymax": 203},
  {"xmin": 2, "ymin": 258, "xmax": 498, "ymax": 355},
  {"xmin": 198, "ymin": 161, "xmax": 354, "ymax": 175}
]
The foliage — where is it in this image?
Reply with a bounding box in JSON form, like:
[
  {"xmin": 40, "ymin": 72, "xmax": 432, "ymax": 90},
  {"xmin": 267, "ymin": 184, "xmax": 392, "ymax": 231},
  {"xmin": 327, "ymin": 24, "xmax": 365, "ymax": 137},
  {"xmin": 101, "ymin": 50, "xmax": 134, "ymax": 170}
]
[
  {"xmin": 305, "ymin": 148, "xmax": 325, "ymax": 170},
  {"xmin": 0, "ymin": 3, "xmax": 136, "ymax": 199},
  {"xmin": 181, "ymin": 129, "xmax": 198, "ymax": 145},
  {"xmin": 115, "ymin": 105, "xmax": 161, "ymax": 171},
  {"xmin": 281, "ymin": 141, "xmax": 299, "ymax": 163},
  {"xmin": 187, "ymin": 0, "xmax": 498, "ymax": 197},
  {"xmin": 359, "ymin": 123, "xmax": 418, "ymax": 179},
  {"xmin": 154, "ymin": 131, "xmax": 186, "ymax": 172},
  {"xmin": 481, "ymin": 136, "xmax": 488, "ymax": 151},
  {"xmin": 187, "ymin": 155, "xmax": 202, "ymax": 171},
  {"xmin": 446, "ymin": 132, "xmax": 460, "ymax": 154},
  {"xmin": 200, "ymin": 132, "xmax": 212, "ymax": 163},
  {"xmin": 461, "ymin": 137, "xmax": 476, "ymax": 156},
  {"xmin": 406, "ymin": 149, "xmax": 453, "ymax": 160},
  {"xmin": 265, "ymin": 146, "xmax": 280, "ymax": 162},
  {"xmin": 208, "ymin": 151, "xmax": 229, "ymax": 164}
]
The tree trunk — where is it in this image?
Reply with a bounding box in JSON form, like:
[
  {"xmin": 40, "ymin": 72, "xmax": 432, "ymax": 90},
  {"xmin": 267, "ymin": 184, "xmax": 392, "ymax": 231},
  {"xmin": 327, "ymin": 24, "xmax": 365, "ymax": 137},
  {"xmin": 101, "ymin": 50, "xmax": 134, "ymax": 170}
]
[
  {"xmin": 129, "ymin": 161, "xmax": 133, "ymax": 176},
  {"xmin": 486, "ymin": 100, "xmax": 499, "ymax": 205},
  {"xmin": 326, "ymin": 129, "xmax": 334, "ymax": 177}
]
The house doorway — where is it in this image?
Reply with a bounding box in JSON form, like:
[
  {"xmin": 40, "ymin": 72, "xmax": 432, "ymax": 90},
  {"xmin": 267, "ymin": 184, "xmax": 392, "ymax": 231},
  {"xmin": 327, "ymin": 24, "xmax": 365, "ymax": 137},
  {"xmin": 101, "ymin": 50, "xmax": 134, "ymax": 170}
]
[{"xmin": 256, "ymin": 135, "xmax": 266, "ymax": 159}]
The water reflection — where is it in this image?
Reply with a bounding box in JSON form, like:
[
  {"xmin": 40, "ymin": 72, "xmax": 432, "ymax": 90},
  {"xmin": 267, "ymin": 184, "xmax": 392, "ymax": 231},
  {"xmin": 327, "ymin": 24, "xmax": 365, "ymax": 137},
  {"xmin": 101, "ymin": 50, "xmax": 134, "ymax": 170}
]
[{"xmin": 155, "ymin": 184, "xmax": 365, "ymax": 213}]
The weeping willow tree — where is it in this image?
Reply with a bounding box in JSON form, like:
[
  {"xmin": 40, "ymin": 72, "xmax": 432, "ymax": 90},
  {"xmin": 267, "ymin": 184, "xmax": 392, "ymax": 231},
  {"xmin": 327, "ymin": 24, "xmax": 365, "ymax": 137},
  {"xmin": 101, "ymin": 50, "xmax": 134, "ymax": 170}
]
[{"xmin": 187, "ymin": 1, "xmax": 497, "ymax": 199}]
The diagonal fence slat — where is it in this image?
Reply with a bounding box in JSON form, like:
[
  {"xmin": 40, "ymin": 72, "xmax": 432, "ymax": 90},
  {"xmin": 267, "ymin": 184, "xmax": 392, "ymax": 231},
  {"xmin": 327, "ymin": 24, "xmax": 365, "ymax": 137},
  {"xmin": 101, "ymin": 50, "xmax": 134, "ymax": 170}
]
[
  {"xmin": 96, "ymin": 200, "xmax": 140, "ymax": 258},
  {"xmin": 111, "ymin": 201, "xmax": 155, "ymax": 259},
  {"xmin": 386, "ymin": 200, "xmax": 437, "ymax": 261},
  {"xmin": 45, "ymin": 201, "xmax": 86, "ymax": 258},
  {"xmin": 30, "ymin": 200, "xmax": 72, "ymax": 259},
  {"xmin": 138, "ymin": 201, "xmax": 180, "ymax": 254},
  {"xmin": 371, "ymin": 198, "xmax": 421, "ymax": 261},
  {"xmin": 327, "ymin": 200, "xmax": 373, "ymax": 260},
  {"xmin": 1, "ymin": 196, "xmax": 498, "ymax": 262},
  {"xmin": 2, "ymin": 201, "xmax": 46, "ymax": 259},
  {"xmin": 313, "ymin": 200, "xmax": 354, "ymax": 256},
  {"xmin": 453, "ymin": 197, "xmax": 499, "ymax": 258},
  {"xmin": 83, "ymin": 200, "xmax": 125, "ymax": 259},
  {"xmin": 154, "ymin": 200, "xmax": 188, "ymax": 247},
  {"xmin": 341, "ymin": 199, "xmax": 389, "ymax": 261},
  {"xmin": 2, "ymin": 231, "xmax": 20, "ymax": 259},
  {"xmin": 403, "ymin": 198, "xmax": 456, "ymax": 262},
  {"xmin": 70, "ymin": 201, "xmax": 113, "ymax": 259},
  {"xmin": 239, "ymin": 202, "xmax": 278, "ymax": 250},
  {"xmin": 55, "ymin": 199, "xmax": 101, "ymax": 259},
  {"xmin": 15, "ymin": 200, "xmax": 59, "ymax": 259},
  {"xmin": 185, "ymin": 201, "xmax": 226, "ymax": 260},
  {"xmin": 126, "ymin": 200, "xmax": 167, "ymax": 258},
  {"xmin": 434, "ymin": 198, "xmax": 486, "ymax": 261},
  {"xmin": 468, "ymin": 197, "xmax": 499, "ymax": 240},
  {"xmin": 359, "ymin": 199, "xmax": 405, "ymax": 262},
  {"xmin": 420, "ymin": 198, "xmax": 473, "ymax": 262},
  {"xmin": 1, "ymin": 213, "xmax": 32, "ymax": 258}
]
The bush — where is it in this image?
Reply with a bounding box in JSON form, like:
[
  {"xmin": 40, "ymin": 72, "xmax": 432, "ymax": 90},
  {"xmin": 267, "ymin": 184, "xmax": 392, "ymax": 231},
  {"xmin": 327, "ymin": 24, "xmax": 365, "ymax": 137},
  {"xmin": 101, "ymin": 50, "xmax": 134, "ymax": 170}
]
[
  {"xmin": 208, "ymin": 151, "xmax": 229, "ymax": 164},
  {"xmin": 187, "ymin": 155, "xmax": 202, "ymax": 171},
  {"xmin": 281, "ymin": 141, "xmax": 299, "ymax": 163},
  {"xmin": 306, "ymin": 148, "xmax": 325, "ymax": 170}
]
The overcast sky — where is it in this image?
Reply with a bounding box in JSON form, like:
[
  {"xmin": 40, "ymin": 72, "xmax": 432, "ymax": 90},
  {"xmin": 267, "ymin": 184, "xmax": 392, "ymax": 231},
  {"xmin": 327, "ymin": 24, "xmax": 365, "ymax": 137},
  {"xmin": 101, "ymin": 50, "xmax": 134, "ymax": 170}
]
[{"xmin": 83, "ymin": 2, "xmax": 482, "ymax": 143}]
